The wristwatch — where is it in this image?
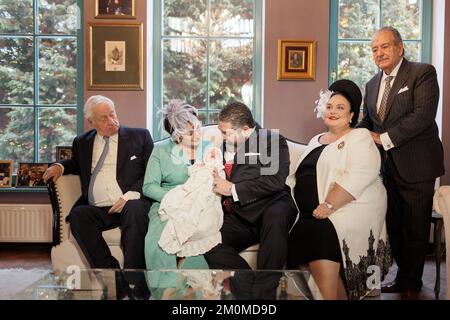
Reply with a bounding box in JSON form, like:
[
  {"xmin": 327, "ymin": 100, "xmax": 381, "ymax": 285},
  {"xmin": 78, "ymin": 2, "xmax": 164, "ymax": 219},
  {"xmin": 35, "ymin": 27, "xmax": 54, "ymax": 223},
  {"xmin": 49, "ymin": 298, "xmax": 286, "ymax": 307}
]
[{"xmin": 324, "ymin": 201, "xmax": 335, "ymax": 211}]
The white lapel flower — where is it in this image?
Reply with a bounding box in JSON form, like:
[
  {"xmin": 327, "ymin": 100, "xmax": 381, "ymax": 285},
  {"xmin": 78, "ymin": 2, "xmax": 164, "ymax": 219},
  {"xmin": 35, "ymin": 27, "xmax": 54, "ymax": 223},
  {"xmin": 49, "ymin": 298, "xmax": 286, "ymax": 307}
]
[{"xmin": 314, "ymin": 89, "xmax": 333, "ymax": 119}]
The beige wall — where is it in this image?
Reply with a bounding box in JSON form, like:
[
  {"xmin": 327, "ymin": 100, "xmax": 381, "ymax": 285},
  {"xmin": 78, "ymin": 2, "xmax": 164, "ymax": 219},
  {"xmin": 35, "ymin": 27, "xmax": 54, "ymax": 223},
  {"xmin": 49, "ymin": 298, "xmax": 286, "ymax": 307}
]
[
  {"xmin": 264, "ymin": 0, "xmax": 329, "ymax": 143},
  {"xmin": 83, "ymin": 0, "xmax": 148, "ymax": 131}
]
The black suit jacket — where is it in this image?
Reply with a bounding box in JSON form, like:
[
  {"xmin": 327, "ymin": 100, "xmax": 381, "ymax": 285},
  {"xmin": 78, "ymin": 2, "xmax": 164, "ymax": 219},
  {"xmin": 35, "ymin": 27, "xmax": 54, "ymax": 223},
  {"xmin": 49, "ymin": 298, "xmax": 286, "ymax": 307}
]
[
  {"xmin": 358, "ymin": 59, "xmax": 444, "ymax": 183},
  {"xmin": 60, "ymin": 126, "xmax": 154, "ymax": 205},
  {"xmin": 226, "ymin": 127, "xmax": 296, "ymax": 224}
]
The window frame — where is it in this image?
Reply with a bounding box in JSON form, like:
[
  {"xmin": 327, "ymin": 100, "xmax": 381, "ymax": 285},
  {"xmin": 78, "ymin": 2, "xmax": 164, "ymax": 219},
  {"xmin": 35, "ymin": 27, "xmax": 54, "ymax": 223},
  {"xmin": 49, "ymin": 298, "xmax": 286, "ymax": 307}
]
[
  {"xmin": 328, "ymin": 0, "xmax": 433, "ymax": 85},
  {"xmin": 0, "ymin": 0, "xmax": 84, "ymax": 191},
  {"xmin": 152, "ymin": 0, "xmax": 263, "ymax": 140}
]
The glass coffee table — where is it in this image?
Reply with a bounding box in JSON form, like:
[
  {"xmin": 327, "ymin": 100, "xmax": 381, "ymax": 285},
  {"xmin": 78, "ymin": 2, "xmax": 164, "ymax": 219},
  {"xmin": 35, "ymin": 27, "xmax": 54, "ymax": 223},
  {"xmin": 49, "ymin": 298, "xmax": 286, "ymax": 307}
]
[{"xmin": 14, "ymin": 269, "xmax": 322, "ymax": 300}]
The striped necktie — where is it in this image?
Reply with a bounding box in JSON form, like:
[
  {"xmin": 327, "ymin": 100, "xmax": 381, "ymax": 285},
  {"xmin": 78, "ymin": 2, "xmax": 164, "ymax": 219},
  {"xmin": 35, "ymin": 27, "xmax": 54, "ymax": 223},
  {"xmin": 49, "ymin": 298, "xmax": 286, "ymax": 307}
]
[
  {"xmin": 88, "ymin": 136, "xmax": 110, "ymax": 205},
  {"xmin": 378, "ymin": 76, "xmax": 394, "ymax": 122}
]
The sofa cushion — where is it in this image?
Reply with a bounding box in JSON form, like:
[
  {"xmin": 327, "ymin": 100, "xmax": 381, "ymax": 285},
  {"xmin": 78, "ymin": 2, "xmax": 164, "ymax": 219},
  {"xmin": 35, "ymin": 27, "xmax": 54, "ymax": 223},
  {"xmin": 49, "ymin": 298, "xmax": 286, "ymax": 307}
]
[{"xmin": 102, "ymin": 228, "xmax": 122, "ymax": 246}]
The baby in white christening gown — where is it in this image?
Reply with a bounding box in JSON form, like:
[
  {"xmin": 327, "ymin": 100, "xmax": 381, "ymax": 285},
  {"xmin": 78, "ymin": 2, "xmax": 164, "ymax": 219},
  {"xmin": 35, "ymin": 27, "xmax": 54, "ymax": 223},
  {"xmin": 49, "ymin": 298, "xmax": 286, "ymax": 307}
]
[{"xmin": 158, "ymin": 147, "xmax": 225, "ymax": 257}]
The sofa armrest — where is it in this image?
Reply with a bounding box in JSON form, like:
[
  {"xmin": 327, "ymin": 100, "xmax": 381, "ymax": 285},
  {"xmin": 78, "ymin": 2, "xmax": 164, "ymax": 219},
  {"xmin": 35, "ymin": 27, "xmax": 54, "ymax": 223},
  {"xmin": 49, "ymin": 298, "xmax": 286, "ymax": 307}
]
[
  {"xmin": 433, "ymin": 186, "xmax": 450, "ymax": 300},
  {"xmin": 48, "ymin": 175, "xmax": 82, "ymax": 244}
]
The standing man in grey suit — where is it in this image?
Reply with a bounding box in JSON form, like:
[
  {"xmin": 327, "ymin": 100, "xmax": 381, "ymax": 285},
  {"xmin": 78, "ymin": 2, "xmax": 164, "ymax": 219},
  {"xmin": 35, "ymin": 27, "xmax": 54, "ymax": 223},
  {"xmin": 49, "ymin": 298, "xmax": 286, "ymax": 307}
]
[{"xmin": 358, "ymin": 27, "xmax": 444, "ymax": 299}]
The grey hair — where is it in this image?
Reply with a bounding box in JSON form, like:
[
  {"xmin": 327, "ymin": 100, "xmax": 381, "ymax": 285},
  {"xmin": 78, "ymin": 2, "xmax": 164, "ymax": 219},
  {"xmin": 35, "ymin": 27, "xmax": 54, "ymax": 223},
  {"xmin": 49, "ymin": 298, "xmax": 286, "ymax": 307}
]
[
  {"xmin": 84, "ymin": 95, "xmax": 115, "ymax": 121},
  {"xmin": 374, "ymin": 26, "xmax": 405, "ymax": 56},
  {"xmin": 160, "ymin": 99, "xmax": 201, "ymax": 143}
]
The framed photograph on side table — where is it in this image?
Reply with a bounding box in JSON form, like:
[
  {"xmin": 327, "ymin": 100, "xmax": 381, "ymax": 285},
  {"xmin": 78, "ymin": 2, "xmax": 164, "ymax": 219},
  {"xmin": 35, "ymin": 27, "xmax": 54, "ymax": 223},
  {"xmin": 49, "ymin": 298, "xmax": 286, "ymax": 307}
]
[
  {"xmin": 16, "ymin": 163, "xmax": 50, "ymax": 188},
  {"xmin": 0, "ymin": 160, "xmax": 13, "ymax": 188}
]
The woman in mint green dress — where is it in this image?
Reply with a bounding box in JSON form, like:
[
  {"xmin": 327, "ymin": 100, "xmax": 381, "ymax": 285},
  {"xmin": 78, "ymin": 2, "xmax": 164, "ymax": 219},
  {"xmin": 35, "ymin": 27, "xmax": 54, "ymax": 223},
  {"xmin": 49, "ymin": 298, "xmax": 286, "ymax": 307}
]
[{"xmin": 143, "ymin": 100, "xmax": 212, "ymax": 299}]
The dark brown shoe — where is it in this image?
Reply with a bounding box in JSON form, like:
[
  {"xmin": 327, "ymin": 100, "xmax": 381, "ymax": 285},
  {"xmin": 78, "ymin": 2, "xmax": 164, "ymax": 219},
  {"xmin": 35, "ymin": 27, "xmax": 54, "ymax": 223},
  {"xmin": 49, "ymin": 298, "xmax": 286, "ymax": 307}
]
[
  {"xmin": 381, "ymin": 280, "xmax": 402, "ymax": 293},
  {"xmin": 401, "ymin": 290, "xmax": 420, "ymax": 300}
]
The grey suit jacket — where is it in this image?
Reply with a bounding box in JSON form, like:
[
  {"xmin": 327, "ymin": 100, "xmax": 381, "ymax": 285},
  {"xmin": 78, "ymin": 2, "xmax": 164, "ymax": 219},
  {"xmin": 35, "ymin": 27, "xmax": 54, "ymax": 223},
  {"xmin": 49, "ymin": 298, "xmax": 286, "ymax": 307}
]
[{"xmin": 358, "ymin": 58, "xmax": 444, "ymax": 183}]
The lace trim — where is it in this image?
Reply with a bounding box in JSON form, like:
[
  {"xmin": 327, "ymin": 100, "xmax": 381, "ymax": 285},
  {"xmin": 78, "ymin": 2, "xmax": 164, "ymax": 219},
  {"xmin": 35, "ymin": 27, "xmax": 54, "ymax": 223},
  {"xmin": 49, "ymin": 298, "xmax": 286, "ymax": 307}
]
[{"xmin": 159, "ymin": 232, "xmax": 222, "ymax": 257}]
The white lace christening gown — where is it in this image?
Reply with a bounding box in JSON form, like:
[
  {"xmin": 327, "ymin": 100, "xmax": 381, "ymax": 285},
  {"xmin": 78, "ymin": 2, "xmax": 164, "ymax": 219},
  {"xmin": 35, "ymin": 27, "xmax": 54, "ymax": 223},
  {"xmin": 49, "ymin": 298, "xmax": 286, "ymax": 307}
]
[{"xmin": 158, "ymin": 150, "xmax": 225, "ymax": 257}]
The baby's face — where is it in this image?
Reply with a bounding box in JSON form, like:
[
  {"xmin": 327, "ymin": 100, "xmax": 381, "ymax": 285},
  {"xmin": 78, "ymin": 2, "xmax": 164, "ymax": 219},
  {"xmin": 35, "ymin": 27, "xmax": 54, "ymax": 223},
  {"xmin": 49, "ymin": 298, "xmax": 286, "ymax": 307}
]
[{"xmin": 204, "ymin": 147, "xmax": 222, "ymax": 164}]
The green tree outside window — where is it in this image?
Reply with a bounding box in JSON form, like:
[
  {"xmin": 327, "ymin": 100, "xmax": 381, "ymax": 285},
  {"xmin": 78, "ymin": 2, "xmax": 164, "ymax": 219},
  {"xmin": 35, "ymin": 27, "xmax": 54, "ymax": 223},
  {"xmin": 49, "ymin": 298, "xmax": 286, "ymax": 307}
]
[
  {"xmin": 0, "ymin": 0, "xmax": 82, "ymax": 172},
  {"xmin": 153, "ymin": 0, "xmax": 262, "ymax": 140},
  {"xmin": 330, "ymin": 0, "xmax": 432, "ymax": 95}
]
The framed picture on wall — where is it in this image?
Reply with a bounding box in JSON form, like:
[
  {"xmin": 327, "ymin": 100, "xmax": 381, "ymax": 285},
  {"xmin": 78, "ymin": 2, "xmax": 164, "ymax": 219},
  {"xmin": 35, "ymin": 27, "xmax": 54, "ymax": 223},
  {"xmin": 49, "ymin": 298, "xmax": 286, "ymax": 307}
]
[
  {"xmin": 95, "ymin": 0, "xmax": 136, "ymax": 19},
  {"xmin": 277, "ymin": 39, "xmax": 316, "ymax": 80},
  {"xmin": 16, "ymin": 163, "xmax": 50, "ymax": 188},
  {"xmin": 55, "ymin": 146, "xmax": 73, "ymax": 161},
  {"xmin": 0, "ymin": 160, "xmax": 13, "ymax": 188},
  {"xmin": 88, "ymin": 23, "xmax": 143, "ymax": 90}
]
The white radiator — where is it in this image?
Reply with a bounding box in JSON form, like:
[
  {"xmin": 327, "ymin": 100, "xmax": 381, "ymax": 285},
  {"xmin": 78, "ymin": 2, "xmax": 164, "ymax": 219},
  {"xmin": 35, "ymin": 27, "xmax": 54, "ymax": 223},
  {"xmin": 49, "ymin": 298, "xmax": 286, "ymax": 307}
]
[{"xmin": 0, "ymin": 204, "xmax": 53, "ymax": 243}]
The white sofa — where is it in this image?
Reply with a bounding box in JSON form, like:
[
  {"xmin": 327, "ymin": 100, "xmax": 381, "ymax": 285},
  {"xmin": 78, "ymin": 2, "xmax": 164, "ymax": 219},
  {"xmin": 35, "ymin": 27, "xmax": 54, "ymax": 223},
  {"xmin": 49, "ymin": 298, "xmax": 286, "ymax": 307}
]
[
  {"xmin": 432, "ymin": 186, "xmax": 450, "ymax": 300},
  {"xmin": 50, "ymin": 125, "xmax": 307, "ymax": 271}
]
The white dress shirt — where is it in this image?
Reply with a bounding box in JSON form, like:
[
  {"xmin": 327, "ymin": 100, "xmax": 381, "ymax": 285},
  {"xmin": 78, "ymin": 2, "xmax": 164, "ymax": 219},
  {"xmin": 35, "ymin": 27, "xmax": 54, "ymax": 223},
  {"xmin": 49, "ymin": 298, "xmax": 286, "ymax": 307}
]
[
  {"xmin": 56, "ymin": 132, "xmax": 140, "ymax": 207},
  {"xmin": 90, "ymin": 133, "xmax": 140, "ymax": 206},
  {"xmin": 376, "ymin": 58, "xmax": 403, "ymax": 151}
]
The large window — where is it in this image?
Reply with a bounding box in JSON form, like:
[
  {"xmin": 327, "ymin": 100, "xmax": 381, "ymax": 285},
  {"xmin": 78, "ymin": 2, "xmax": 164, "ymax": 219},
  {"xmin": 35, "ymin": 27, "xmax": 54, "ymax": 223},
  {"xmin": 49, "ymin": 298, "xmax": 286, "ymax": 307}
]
[
  {"xmin": 153, "ymin": 0, "xmax": 263, "ymax": 139},
  {"xmin": 0, "ymin": 0, "xmax": 82, "ymax": 172},
  {"xmin": 329, "ymin": 0, "xmax": 432, "ymax": 90}
]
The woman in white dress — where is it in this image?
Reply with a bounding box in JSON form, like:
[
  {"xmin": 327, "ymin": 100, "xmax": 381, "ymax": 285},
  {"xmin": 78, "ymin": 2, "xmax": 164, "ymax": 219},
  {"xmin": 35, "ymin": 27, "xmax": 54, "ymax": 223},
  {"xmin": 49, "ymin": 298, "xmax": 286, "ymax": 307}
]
[{"xmin": 286, "ymin": 79, "xmax": 392, "ymax": 300}]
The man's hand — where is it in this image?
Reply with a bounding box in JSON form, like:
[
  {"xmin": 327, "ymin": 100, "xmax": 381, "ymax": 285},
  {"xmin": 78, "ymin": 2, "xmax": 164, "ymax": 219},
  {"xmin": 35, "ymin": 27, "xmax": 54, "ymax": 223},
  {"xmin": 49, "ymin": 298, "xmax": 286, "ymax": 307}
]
[
  {"xmin": 312, "ymin": 203, "xmax": 334, "ymax": 220},
  {"xmin": 108, "ymin": 197, "xmax": 127, "ymax": 214},
  {"xmin": 370, "ymin": 131, "xmax": 382, "ymax": 145},
  {"xmin": 212, "ymin": 172, "xmax": 233, "ymax": 196},
  {"xmin": 43, "ymin": 165, "xmax": 63, "ymax": 183}
]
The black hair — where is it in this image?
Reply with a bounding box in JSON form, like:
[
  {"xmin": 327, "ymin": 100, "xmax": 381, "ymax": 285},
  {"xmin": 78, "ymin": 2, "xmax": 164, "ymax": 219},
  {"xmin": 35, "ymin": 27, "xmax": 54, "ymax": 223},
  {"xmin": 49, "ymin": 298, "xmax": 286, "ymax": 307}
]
[{"xmin": 218, "ymin": 101, "xmax": 256, "ymax": 128}]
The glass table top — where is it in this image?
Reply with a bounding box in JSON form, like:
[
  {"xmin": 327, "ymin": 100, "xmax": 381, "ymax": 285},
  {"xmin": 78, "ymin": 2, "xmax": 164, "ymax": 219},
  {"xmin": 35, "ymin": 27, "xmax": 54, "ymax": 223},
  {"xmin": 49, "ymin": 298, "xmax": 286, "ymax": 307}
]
[{"xmin": 13, "ymin": 269, "xmax": 322, "ymax": 300}]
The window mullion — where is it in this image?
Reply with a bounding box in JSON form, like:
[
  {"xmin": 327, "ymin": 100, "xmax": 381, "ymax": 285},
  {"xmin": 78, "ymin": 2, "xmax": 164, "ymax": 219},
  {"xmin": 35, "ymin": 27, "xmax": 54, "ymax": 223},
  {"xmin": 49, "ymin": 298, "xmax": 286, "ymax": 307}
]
[
  {"xmin": 33, "ymin": 0, "xmax": 39, "ymax": 162},
  {"xmin": 206, "ymin": 0, "xmax": 211, "ymax": 124},
  {"xmin": 378, "ymin": 0, "xmax": 382, "ymax": 29}
]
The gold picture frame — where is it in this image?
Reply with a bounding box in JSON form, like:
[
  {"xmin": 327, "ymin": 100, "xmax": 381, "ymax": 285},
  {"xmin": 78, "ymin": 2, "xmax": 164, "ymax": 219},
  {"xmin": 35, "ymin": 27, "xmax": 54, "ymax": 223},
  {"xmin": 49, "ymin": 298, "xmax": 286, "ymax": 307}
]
[
  {"xmin": 95, "ymin": 0, "xmax": 136, "ymax": 19},
  {"xmin": 0, "ymin": 160, "xmax": 13, "ymax": 188},
  {"xmin": 88, "ymin": 22, "xmax": 143, "ymax": 90},
  {"xmin": 277, "ymin": 39, "xmax": 316, "ymax": 80}
]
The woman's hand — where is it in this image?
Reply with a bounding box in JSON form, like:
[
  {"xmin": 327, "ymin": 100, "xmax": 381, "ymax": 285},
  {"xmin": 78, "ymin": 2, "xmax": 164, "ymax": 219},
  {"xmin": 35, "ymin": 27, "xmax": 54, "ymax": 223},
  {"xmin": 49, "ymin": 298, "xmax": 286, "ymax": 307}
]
[{"xmin": 312, "ymin": 203, "xmax": 334, "ymax": 220}]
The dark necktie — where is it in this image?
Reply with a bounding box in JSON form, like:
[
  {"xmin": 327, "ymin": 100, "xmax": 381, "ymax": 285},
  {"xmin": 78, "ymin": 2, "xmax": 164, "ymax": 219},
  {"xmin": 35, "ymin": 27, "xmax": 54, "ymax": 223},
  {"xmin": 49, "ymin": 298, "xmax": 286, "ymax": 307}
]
[
  {"xmin": 88, "ymin": 136, "xmax": 110, "ymax": 205},
  {"xmin": 378, "ymin": 75, "xmax": 394, "ymax": 122},
  {"xmin": 223, "ymin": 160, "xmax": 234, "ymax": 214}
]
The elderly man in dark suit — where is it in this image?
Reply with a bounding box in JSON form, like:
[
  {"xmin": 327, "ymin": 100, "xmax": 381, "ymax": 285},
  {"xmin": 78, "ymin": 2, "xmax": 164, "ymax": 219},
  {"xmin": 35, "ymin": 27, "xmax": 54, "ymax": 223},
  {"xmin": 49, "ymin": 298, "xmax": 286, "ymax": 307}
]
[
  {"xmin": 43, "ymin": 95, "xmax": 154, "ymax": 299},
  {"xmin": 358, "ymin": 27, "xmax": 444, "ymax": 300}
]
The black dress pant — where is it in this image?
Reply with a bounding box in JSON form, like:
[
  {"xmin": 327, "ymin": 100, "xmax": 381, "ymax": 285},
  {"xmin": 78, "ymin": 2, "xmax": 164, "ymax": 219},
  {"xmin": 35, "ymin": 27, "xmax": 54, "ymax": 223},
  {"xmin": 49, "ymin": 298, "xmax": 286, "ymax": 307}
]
[
  {"xmin": 205, "ymin": 197, "xmax": 297, "ymax": 270},
  {"xmin": 205, "ymin": 198, "xmax": 295, "ymax": 299},
  {"xmin": 69, "ymin": 198, "xmax": 151, "ymax": 270},
  {"xmin": 384, "ymin": 156, "xmax": 435, "ymax": 291}
]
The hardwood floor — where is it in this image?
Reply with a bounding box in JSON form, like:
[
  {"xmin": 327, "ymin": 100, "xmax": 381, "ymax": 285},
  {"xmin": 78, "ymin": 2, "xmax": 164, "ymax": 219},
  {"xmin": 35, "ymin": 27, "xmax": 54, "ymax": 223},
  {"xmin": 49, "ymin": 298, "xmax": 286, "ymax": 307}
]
[
  {"xmin": 0, "ymin": 249, "xmax": 446, "ymax": 299},
  {"xmin": 0, "ymin": 249, "xmax": 51, "ymax": 270},
  {"xmin": 376, "ymin": 256, "xmax": 447, "ymax": 300}
]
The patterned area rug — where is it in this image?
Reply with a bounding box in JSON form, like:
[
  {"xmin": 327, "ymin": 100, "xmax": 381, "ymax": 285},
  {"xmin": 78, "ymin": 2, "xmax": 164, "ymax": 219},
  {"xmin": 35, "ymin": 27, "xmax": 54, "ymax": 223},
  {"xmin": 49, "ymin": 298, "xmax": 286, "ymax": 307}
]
[{"xmin": 0, "ymin": 268, "xmax": 50, "ymax": 300}]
